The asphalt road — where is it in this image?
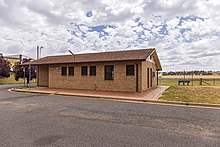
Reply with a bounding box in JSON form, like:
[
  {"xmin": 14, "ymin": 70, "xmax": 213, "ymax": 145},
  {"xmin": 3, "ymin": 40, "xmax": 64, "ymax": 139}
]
[{"xmin": 0, "ymin": 84, "xmax": 219, "ymax": 147}]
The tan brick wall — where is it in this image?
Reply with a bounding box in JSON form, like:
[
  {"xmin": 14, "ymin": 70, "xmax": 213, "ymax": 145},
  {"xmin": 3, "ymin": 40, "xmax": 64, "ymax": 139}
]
[
  {"xmin": 37, "ymin": 60, "xmax": 158, "ymax": 92},
  {"xmin": 141, "ymin": 61, "xmax": 157, "ymax": 91},
  {"xmin": 37, "ymin": 65, "xmax": 49, "ymax": 87},
  {"xmin": 48, "ymin": 61, "xmax": 141, "ymax": 92}
]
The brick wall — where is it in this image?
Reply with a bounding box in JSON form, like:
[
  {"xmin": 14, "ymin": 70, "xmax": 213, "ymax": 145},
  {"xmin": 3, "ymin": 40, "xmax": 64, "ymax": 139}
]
[
  {"xmin": 37, "ymin": 60, "xmax": 158, "ymax": 92},
  {"xmin": 141, "ymin": 61, "xmax": 157, "ymax": 91},
  {"xmin": 48, "ymin": 61, "xmax": 141, "ymax": 92}
]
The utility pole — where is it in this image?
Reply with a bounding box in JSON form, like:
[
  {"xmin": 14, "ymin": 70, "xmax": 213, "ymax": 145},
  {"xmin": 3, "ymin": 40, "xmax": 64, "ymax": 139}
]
[
  {"xmin": 28, "ymin": 65, "xmax": 31, "ymax": 87},
  {"xmin": 36, "ymin": 46, "xmax": 43, "ymax": 87},
  {"xmin": 37, "ymin": 46, "xmax": 43, "ymax": 59},
  {"xmin": 23, "ymin": 67, "xmax": 26, "ymax": 87},
  {"xmin": 40, "ymin": 46, "xmax": 43, "ymax": 58},
  {"xmin": 37, "ymin": 46, "xmax": 39, "ymax": 59},
  {"xmin": 19, "ymin": 55, "xmax": 22, "ymax": 64}
]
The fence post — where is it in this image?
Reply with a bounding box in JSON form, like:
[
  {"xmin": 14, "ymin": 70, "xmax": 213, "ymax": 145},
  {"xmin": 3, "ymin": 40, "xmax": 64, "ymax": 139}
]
[{"xmin": 200, "ymin": 78, "xmax": 202, "ymax": 85}]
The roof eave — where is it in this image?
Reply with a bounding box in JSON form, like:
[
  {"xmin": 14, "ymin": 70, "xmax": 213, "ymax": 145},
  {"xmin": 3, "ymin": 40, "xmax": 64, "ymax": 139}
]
[{"xmin": 23, "ymin": 59, "xmax": 145, "ymax": 66}]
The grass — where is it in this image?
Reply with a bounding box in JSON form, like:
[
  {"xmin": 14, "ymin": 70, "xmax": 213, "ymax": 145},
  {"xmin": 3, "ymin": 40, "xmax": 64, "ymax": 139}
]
[
  {"xmin": 159, "ymin": 86, "xmax": 220, "ymax": 104},
  {"xmin": 161, "ymin": 75, "xmax": 220, "ymax": 79},
  {"xmin": 159, "ymin": 80, "xmax": 178, "ymax": 86},
  {"xmin": 159, "ymin": 80, "xmax": 220, "ymax": 86},
  {"xmin": 0, "ymin": 74, "xmax": 36, "ymax": 85},
  {"xmin": 0, "ymin": 76, "xmax": 23, "ymax": 84},
  {"xmin": 160, "ymin": 75, "xmax": 220, "ymax": 86}
]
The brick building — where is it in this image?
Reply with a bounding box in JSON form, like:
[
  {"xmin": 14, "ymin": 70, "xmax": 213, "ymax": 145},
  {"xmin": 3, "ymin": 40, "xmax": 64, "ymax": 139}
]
[{"xmin": 24, "ymin": 48, "xmax": 162, "ymax": 92}]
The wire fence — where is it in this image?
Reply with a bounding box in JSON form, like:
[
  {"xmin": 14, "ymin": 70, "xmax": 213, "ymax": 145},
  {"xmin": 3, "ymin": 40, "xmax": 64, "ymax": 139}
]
[{"xmin": 159, "ymin": 78, "xmax": 220, "ymax": 86}]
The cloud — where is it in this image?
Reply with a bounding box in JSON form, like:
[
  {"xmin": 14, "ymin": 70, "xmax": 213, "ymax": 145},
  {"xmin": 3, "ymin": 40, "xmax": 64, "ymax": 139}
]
[{"xmin": 0, "ymin": 0, "xmax": 220, "ymax": 71}]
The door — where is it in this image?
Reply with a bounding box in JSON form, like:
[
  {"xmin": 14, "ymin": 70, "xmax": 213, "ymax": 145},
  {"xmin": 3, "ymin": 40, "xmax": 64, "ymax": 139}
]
[
  {"xmin": 147, "ymin": 68, "xmax": 149, "ymax": 88},
  {"xmin": 136, "ymin": 64, "xmax": 138, "ymax": 92}
]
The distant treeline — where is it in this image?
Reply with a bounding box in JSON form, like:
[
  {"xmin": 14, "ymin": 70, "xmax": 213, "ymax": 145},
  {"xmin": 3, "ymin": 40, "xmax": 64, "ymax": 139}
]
[{"xmin": 161, "ymin": 71, "xmax": 220, "ymax": 76}]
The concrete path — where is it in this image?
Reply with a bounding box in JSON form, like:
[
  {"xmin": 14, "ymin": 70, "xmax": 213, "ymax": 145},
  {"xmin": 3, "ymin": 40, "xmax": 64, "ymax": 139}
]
[{"xmin": 12, "ymin": 86, "xmax": 170, "ymax": 101}]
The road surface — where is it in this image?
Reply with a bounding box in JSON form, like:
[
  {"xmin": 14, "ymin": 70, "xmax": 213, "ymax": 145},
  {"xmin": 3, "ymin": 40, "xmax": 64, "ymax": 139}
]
[{"xmin": 0, "ymin": 84, "xmax": 219, "ymax": 147}]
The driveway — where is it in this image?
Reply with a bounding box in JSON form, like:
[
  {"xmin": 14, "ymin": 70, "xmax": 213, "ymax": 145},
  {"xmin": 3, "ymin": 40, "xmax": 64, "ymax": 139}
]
[{"xmin": 0, "ymin": 84, "xmax": 219, "ymax": 147}]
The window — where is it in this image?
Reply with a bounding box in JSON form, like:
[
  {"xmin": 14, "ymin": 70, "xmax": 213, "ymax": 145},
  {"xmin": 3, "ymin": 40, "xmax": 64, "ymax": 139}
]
[
  {"xmin": 126, "ymin": 65, "xmax": 134, "ymax": 76},
  {"xmin": 90, "ymin": 66, "xmax": 96, "ymax": 76},
  {"xmin": 105, "ymin": 65, "xmax": 114, "ymax": 80},
  {"xmin": 69, "ymin": 67, "xmax": 74, "ymax": 76},
  {"xmin": 81, "ymin": 66, "xmax": 88, "ymax": 76},
  {"xmin": 61, "ymin": 67, "xmax": 67, "ymax": 76}
]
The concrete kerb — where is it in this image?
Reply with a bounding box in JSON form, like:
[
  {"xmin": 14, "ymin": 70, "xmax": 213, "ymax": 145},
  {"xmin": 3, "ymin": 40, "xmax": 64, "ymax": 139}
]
[{"xmin": 11, "ymin": 88, "xmax": 220, "ymax": 109}]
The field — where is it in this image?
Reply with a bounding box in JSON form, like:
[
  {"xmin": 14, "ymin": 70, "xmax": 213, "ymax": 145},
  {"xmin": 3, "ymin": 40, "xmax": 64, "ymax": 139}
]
[
  {"xmin": 160, "ymin": 75, "xmax": 220, "ymax": 79},
  {"xmin": 158, "ymin": 75, "xmax": 220, "ymax": 104},
  {"xmin": 159, "ymin": 86, "xmax": 220, "ymax": 104},
  {"xmin": 159, "ymin": 75, "xmax": 220, "ymax": 86}
]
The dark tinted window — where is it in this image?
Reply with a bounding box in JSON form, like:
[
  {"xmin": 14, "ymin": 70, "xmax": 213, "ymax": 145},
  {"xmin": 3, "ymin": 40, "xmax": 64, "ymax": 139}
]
[
  {"xmin": 69, "ymin": 67, "xmax": 74, "ymax": 76},
  {"xmin": 82, "ymin": 66, "xmax": 88, "ymax": 76},
  {"xmin": 90, "ymin": 66, "xmax": 96, "ymax": 76},
  {"xmin": 126, "ymin": 65, "xmax": 134, "ymax": 76},
  {"xmin": 61, "ymin": 67, "xmax": 67, "ymax": 76},
  {"xmin": 105, "ymin": 65, "xmax": 114, "ymax": 80}
]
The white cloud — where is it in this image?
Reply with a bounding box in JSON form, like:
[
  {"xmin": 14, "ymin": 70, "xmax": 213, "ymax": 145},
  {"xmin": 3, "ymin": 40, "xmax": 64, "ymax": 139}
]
[{"xmin": 0, "ymin": 0, "xmax": 220, "ymax": 71}]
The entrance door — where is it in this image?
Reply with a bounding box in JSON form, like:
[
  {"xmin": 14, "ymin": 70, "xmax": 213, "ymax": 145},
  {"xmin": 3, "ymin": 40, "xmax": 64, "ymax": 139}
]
[
  {"xmin": 147, "ymin": 68, "xmax": 149, "ymax": 88},
  {"xmin": 136, "ymin": 64, "xmax": 138, "ymax": 92}
]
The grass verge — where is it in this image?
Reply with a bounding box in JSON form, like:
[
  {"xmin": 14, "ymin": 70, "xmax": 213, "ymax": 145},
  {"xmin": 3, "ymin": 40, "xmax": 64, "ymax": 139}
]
[
  {"xmin": 0, "ymin": 75, "xmax": 35, "ymax": 85},
  {"xmin": 159, "ymin": 86, "xmax": 220, "ymax": 104}
]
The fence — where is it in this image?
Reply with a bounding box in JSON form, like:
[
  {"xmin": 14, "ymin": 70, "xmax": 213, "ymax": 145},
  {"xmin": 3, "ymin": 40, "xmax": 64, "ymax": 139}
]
[{"xmin": 159, "ymin": 78, "xmax": 220, "ymax": 86}]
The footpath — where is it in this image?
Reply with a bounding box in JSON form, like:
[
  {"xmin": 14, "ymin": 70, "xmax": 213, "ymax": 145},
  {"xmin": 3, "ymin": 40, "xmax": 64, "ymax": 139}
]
[{"xmin": 11, "ymin": 86, "xmax": 220, "ymax": 109}]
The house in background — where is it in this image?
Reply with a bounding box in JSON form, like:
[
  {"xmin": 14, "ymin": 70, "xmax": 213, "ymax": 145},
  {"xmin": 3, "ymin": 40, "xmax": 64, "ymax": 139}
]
[
  {"xmin": 23, "ymin": 48, "xmax": 162, "ymax": 92},
  {"xmin": 3, "ymin": 55, "xmax": 22, "ymax": 71}
]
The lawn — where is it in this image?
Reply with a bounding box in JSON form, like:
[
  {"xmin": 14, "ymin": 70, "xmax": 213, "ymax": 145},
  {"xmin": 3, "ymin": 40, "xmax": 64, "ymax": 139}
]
[
  {"xmin": 0, "ymin": 74, "xmax": 36, "ymax": 85},
  {"xmin": 159, "ymin": 79, "xmax": 220, "ymax": 86},
  {"xmin": 159, "ymin": 86, "xmax": 220, "ymax": 104}
]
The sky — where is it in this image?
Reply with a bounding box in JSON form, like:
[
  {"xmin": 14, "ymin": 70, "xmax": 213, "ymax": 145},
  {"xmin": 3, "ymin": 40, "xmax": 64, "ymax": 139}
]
[{"xmin": 0, "ymin": 0, "xmax": 220, "ymax": 71}]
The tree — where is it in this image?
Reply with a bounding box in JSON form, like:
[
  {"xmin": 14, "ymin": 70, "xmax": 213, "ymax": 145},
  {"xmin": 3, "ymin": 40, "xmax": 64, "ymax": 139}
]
[
  {"xmin": 0, "ymin": 57, "xmax": 10, "ymax": 78},
  {"xmin": 13, "ymin": 58, "xmax": 36, "ymax": 81}
]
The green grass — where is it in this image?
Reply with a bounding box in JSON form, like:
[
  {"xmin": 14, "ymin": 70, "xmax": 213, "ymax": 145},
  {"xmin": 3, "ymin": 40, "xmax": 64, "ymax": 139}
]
[
  {"xmin": 0, "ymin": 74, "xmax": 36, "ymax": 85},
  {"xmin": 159, "ymin": 86, "xmax": 220, "ymax": 104}
]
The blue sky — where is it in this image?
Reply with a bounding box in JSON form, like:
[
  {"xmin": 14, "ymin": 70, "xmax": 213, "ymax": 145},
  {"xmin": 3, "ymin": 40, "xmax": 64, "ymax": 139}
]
[{"xmin": 0, "ymin": 0, "xmax": 220, "ymax": 71}]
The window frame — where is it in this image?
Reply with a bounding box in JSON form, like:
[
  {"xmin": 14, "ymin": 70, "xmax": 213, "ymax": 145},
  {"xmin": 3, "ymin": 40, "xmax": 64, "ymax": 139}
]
[
  {"xmin": 90, "ymin": 66, "xmax": 96, "ymax": 76},
  {"xmin": 61, "ymin": 67, "xmax": 67, "ymax": 76},
  {"xmin": 68, "ymin": 67, "xmax": 74, "ymax": 76},
  {"xmin": 104, "ymin": 65, "xmax": 114, "ymax": 80},
  {"xmin": 126, "ymin": 65, "xmax": 134, "ymax": 76},
  {"xmin": 81, "ymin": 66, "xmax": 88, "ymax": 76}
]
